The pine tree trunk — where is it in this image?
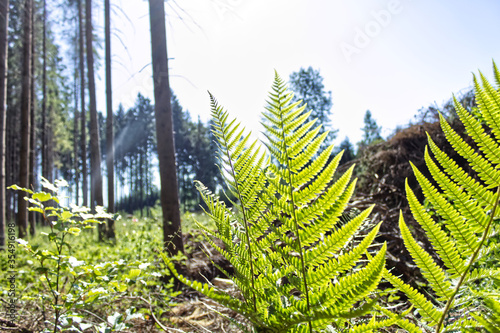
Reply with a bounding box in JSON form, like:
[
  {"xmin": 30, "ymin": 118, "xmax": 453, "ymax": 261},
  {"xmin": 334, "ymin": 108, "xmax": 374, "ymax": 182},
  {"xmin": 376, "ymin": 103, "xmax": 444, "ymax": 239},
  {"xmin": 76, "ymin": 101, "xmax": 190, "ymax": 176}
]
[
  {"xmin": 40, "ymin": 0, "xmax": 53, "ymax": 217},
  {"xmin": 41, "ymin": 0, "xmax": 47, "ymax": 187},
  {"xmin": 78, "ymin": 0, "xmax": 87, "ymax": 207},
  {"xmin": 18, "ymin": 0, "xmax": 33, "ymax": 239},
  {"xmin": 148, "ymin": 0, "xmax": 183, "ymax": 255},
  {"xmin": 73, "ymin": 46, "xmax": 79, "ymax": 205},
  {"xmin": 5, "ymin": 101, "xmax": 15, "ymax": 223},
  {"xmin": 0, "ymin": 0, "xmax": 9, "ymax": 250},
  {"xmin": 86, "ymin": 0, "xmax": 105, "ymax": 239},
  {"xmin": 40, "ymin": 0, "xmax": 54, "ymax": 226},
  {"xmin": 105, "ymin": 0, "xmax": 115, "ymax": 238},
  {"xmin": 29, "ymin": 0, "xmax": 36, "ymax": 236},
  {"xmin": 139, "ymin": 148, "xmax": 143, "ymax": 218}
]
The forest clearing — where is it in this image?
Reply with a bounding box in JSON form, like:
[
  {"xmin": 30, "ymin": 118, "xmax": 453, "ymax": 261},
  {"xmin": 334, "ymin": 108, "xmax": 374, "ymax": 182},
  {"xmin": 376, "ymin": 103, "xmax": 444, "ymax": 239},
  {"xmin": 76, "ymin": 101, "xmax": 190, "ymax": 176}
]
[{"xmin": 1, "ymin": 1, "xmax": 500, "ymax": 332}]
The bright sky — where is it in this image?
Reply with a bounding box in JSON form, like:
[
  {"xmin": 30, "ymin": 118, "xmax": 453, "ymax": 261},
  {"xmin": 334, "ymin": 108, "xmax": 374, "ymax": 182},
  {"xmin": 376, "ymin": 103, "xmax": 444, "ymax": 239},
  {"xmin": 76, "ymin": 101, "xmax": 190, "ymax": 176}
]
[{"xmin": 94, "ymin": 0, "xmax": 500, "ymax": 146}]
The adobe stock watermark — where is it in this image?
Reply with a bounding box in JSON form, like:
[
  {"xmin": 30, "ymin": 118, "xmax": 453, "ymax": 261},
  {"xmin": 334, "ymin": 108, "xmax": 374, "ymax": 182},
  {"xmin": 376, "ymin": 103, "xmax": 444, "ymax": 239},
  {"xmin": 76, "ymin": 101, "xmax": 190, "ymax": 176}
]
[
  {"xmin": 210, "ymin": 0, "xmax": 244, "ymax": 20},
  {"xmin": 340, "ymin": 0, "xmax": 409, "ymax": 63}
]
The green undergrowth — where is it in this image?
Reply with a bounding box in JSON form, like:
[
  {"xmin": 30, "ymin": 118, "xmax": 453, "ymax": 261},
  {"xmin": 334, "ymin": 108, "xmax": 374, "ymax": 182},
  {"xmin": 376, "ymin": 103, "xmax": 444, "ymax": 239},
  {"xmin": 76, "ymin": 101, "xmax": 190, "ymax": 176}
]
[{"xmin": 0, "ymin": 183, "xmax": 204, "ymax": 332}]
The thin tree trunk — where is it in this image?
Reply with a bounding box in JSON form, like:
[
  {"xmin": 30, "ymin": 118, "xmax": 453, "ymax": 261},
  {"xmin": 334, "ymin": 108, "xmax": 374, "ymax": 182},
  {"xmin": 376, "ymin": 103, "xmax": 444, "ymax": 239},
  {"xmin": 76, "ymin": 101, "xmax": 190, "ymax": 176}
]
[
  {"xmin": 78, "ymin": 0, "xmax": 87, "ymax": 207},
  {"xmin": 41, "ymin": 0, "xmax": 53, "ymax": 215},
  {"xmin": 29, "ymin": 0, "xmax": 36, "ymax": 236},
  {"xmin": 41, "ymin": 0, "xmax": 47, "ymax": 188},
  {"xmin": 148, "ymin": 0, "xmax": 183, "ymax": 255},
  {"xmin": 40, "ymin": 0, "xmax": 54, "ymax": 227},
  {"xmin": 139, "ymin": 148, "xmax": 143, "ymax": 217},
  {"xmin": 18, "ymin": 0, "xmax": 33, "ymax": 239},
  {"xmin": 0, "ymin": 0, "xmax": 9, "ymax": 249},
  {"xmin": 105, "ymin": 0, "xmax": 115, "ymax": 238},
  {"xmin": 86, "ymin": 0, "xmax": 105, "ymax": 239},
  {"xmin": 5, "ymin": 102, "xmax": 14, "ymax": 223},
  {"xmin": 73, "ymin": 44, "xmax": 79, "ymax": 205}
]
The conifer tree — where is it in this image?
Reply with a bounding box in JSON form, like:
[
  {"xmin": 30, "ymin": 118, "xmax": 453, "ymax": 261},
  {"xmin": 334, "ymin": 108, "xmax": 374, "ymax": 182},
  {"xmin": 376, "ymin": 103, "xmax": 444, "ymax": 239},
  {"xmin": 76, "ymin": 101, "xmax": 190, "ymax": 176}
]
[
  {"xmin": 359, "ymin": 110, "xmax": 382, "ymax": 149},
  {"xmin": 17, "ymin": 0, "xmax": 33, "ymax": 239},
  {"xmin": 289, "ymin": 67, "xmax": 336, "ymax": 148},
  {"xmin": 0, "ymin": 0, "xmax": 9, "ymax": 249},
  {"xmin": 149, "ymin": 0, "xmax": 183, "ymax": 255}
]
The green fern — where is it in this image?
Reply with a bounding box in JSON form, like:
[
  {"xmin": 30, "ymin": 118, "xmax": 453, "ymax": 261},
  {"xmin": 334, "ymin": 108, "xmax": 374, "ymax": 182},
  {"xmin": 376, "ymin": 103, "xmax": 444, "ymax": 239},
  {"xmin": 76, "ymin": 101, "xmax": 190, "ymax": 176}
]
[
  {"xmin": 386, "ymin": 62, "xmax": 500, "ymax": 332},
  {"xmin": 162, "ymin": 73, "xmax": 387, "ymax": 332}
]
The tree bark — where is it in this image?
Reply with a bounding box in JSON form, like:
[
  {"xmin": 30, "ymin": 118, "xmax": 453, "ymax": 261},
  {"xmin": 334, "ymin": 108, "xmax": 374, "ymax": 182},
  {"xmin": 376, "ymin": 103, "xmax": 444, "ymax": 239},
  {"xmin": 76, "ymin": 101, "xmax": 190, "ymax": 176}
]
[
  {"xmin": 86, "ymin": 0, "xmax": 105, "ymax": 239},
  {"xmin": 78, "ymin": 0, "xmax": 87, "ymax": 207},
  {"xmin": 29, "ymin": 0, "xmax": 36, "ymax": 236},
  {"xmin": 0, "ymin": 0, "xmax": 9, "ymax": 249},
  {"xmin": 41, "ymin": 0, "xmax": 46, "ymax": 186},
  {"xmin": 148, "ymin": 0, "xmax": 183, "ymax": 255},
  {"xmin": 105, "ymin": 0, "xmax": 115, "ymax": 238},
  {"xmin": 73, "ymin": 39, "xmax": 79, "ymax": 205},
  {"xmin": 18, "ymin": 0, "xmax": 33, "ymax": 239}
]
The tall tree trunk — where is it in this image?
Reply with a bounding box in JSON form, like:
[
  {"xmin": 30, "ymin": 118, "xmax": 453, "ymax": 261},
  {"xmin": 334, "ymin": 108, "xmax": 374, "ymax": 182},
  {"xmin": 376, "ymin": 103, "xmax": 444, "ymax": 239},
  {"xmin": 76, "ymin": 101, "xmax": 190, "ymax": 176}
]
[
  {"xmin": 0, "ymin": 0, "xmax": 9, "ymax": 249},
  {"xmin": 29, "ymin": 0, "xmax": 36, "ymax": 236},
  {"xmin": 105, "ymin": 0, "xmax": 115, "ymax": 238},
  {"xmin": 139, "ymin": 148, "xmax": 143, "ymax": 218},
  {"xmin": 40, "ymin": 0, "xmax": 53, "ymax": 224},
  {"xmin": 78, "ymin": 0, "xmax": 87, "ymax": 207},
  {"xmin": 41, "ymin": 0, "xmax": 47, "ymax": 187},
  {"xmin": 73, "ymin": 44, "xmax": 79, "ymax": 205},
  {"xmin": 5, "ymin": 102, "xmax": 15, "ymax": 223},
  {"xmin": 86, "ymin": 0, "xmax": 105, "ymax": 239},
  {"xmin": 148, "ymin": 0, "xmax": 183, "ymax": 255},
  {"xmin": 18, "ymin": 0, "xmax": 33, "ymax": 239}
]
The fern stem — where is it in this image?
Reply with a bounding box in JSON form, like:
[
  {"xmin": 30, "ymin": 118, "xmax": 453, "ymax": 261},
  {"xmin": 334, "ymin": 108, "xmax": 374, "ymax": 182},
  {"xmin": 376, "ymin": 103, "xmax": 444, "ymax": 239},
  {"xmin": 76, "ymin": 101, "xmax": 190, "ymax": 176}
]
[
  {"xmin": 277, "ymin": 98, "xmax": 313, "ymax": 333},
  {"xmin": 435, "ymin": 184, "xmax": 500, "ymax": 333}
]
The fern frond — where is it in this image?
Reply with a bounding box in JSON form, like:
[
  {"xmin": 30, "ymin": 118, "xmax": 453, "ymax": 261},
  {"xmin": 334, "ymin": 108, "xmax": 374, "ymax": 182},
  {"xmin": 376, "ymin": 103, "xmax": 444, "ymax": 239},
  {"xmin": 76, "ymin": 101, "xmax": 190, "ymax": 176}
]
[
  {"xmin": 427, "ymin": 135, "xmax": 496, "ymax": 209},
  {"xmin": 405, "ymin": 180, "xmax": 467, "ymax": 278},
  {"xmin": 453, "ymin": 95, "xmax": 500, "ymax": 165},
  {"xmin": 383, "ymin": 267, "xmax": 442, "ymax": 324},
  {"xmin": 398, "ymin": 211, "xmax": 454, "ymax": 299},
  {"xmin": 439, "ymin": 113, "xmax": 500, "ymax": 188},
  {"xmin": 390, "ymin": 64, "xmax": 500, "ymax": 333},
  {"xmin": 475, "ymin": 71, "xmax": 500, "ymax": 142},
  {"xmin": 423, "ymin": 145, "xmax": 487, "ymax": 234},
  {"xmin": 304, "ymin": 205, "xmax": 374, "ymax": 267},
  {"xmin": 164, "ymin": 73, "xmax": 385, "ymax": 332},
  {"xmin": 494, "ymin": 61, "xmax": 500, "ymax": 88},
  {"xmin": 161, "ymin": 253, "xmax": 263, "ymax": 324}
]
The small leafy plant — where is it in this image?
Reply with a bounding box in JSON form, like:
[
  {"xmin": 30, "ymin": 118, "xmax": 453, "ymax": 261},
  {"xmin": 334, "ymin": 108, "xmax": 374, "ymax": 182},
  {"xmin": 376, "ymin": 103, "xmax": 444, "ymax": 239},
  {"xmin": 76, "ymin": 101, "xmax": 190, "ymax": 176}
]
[
  {"xmin": 385, "ymin": 63, "xmax": 500, "ymax": 332},
  {"xmin": 8, "ymin": 178, "xmax": 149, "ymax": 332},
  {"xmin": 163, "ymin": 73, "xmax": 389, "ymax": 332}
]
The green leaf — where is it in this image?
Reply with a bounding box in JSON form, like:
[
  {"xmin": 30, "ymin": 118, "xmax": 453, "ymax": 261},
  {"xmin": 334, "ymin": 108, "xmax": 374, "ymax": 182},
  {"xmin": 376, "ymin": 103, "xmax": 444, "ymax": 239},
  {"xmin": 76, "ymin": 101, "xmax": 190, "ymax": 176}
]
[
  {"xmin": 126, "ymin": 269, "xmax": 141, "ymax": 280},
  {"xmin": 8, "ymin": 184, "xmax": 33, "ymax": 194},
  {"xmin": 33, "ymin": 192, "xmax": 52, "ymax": 202},
  {"xmin": 67, "ymin": 227, "xmax": 81, "ymax": 236},
  {"xmin": 61, "ymin": 210, "xmax": 73, "ymax": 221},
  {"xmin": 28, "ymin": 207, "xmax": 44, "ymax": 214}
]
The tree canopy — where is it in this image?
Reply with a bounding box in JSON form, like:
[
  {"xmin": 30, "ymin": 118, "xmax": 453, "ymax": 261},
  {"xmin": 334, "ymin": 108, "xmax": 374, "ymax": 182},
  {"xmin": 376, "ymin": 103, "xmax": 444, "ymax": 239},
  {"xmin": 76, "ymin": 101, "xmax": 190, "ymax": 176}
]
[{"xmin": 289, "ymin": 67, "xmax": 337, "ymax": 148}]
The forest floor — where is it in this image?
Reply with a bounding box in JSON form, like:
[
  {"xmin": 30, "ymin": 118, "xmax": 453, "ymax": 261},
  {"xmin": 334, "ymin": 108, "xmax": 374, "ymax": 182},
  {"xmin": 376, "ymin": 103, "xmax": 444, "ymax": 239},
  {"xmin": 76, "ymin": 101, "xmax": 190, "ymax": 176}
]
[{"xmin": 0, "ymin": 214, "xmax": 410, "ymax": 333}]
